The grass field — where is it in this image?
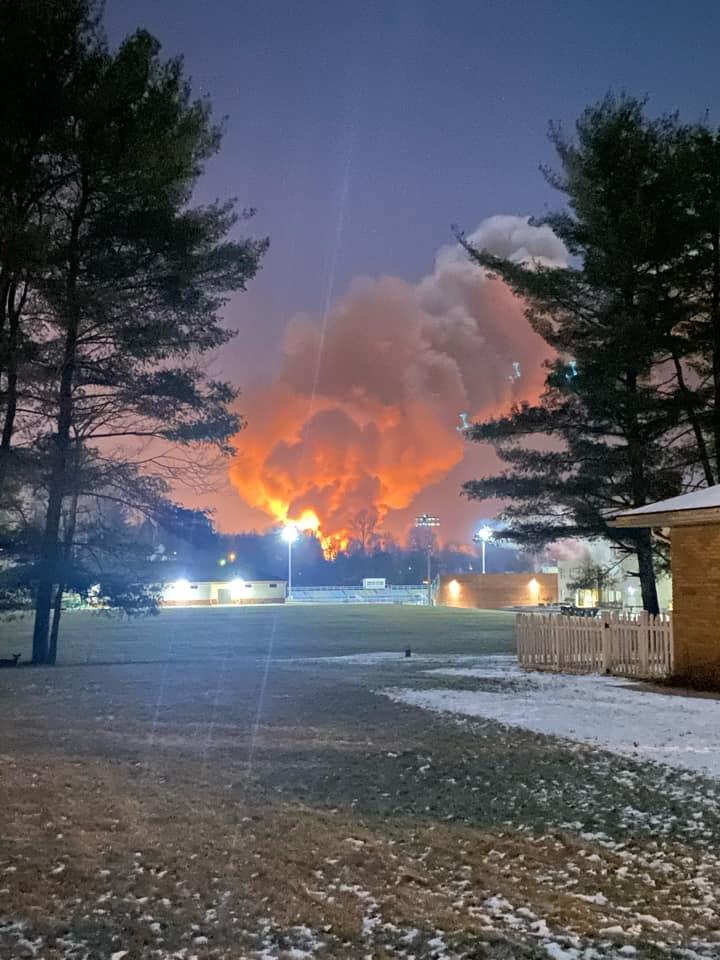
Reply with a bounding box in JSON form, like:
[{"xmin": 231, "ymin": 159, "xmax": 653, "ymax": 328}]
[
  {"xmin": 2, "ymin": 605, "xmax": 720, "ymax": 958},
  {"xmin": 0, "ymin": 604, "xmax": 514, "ymax": 663}
]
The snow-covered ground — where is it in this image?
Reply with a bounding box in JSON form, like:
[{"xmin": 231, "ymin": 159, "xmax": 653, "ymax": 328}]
[{"xmin": 380, "ymin": 656, "xmax": 720, "ymax": 779}]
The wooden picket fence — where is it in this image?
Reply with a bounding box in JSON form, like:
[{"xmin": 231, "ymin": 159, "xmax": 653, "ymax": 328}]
[{"xmin": 516, "ymin": 611, "xmax": 673, "ymax": 680}]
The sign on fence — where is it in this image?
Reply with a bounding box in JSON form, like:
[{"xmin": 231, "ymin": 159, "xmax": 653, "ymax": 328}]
[{"xmin": 516, "ymin": 611, "xmax": 673, "ymax": 680}]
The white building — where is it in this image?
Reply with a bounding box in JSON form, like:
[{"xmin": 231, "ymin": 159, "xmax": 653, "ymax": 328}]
[
  {"xmin": 161, "ymin": 576, "xmax": 286, "ymax": 606},
  {"xmin": 555, "ymin": 540, "xmax": 672, "ymax": 612}
]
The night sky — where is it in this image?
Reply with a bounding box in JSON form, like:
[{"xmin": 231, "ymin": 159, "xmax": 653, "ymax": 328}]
[{"xmin": 105, "ymin": 0, "xmax": 720, "ymax": 542}]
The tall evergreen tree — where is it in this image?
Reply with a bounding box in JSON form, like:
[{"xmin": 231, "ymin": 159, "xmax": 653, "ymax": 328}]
[
  {"xmin": 25, "ymin": 27, "xmax": 267, "ymax": 662},
  {"xmin": 461, "ymin": 96, "xmax": 692, "ymax": 613},
  {"xmin": 0, "ymin": 0, "xmax": 99, "ymax": 491}
]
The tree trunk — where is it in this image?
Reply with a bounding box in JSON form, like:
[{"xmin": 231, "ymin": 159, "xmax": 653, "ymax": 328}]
[
  {"xmin": 32, "ymin": 469, "xmax": 66, "ymax": 663},
  {"xmin": 625, "ymin": 366, "xmax": 660, "ymax": 614},
  {"xmin": 33, "ymin": 378, "xmax": 74, "ymax": 664},
  {"xmin": 670, "ymin": 350, "xmax": 715, "ymax": 486},
  {"xmin": 0, "ymin": 273, "xmax": 12, "ymax": 495},
  {"xmin": 32, "ymin": 183, "xmax": 85, "ymax": 665},
  {"xmin": 1, "ymin": 279, "xmax": 22, "ymax": 452},
  {"xmin": 711, "ymin": 228, "xmax": 720, "ymax": 475},
  {"xmin": 47, "ymin": 490, "xmax": 79, "ymax": 666},
  {"xmin": 636, "ymin": 529, "xmax": 659, "ymax": 616},
  {"xmin": 48, "ymin": 584, "xmax": 64, "ymax": 666}
]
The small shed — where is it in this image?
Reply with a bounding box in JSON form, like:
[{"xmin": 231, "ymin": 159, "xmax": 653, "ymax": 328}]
[
  {"xmin": 152, "ymin": 563, "xmax": 287, "ymax": 606},
  {"xmin": 613, "ymin": 486, "xmax": 720, "ymax": 686},
  {"xmin": 161, "ymin": 576, "xmax": 286, "ymax": 606}
]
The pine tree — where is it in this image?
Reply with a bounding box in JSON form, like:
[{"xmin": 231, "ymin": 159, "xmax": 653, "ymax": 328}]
[
  {"xmin": 25, "ymin": 27, "xmax": 267, "ymax": 662},
  {"xmin": 461, "ymin": 96, "xmax": 692, "ymax": 614},
  {"xmin": 0, "ymin": 0, "xmax": 99, "ymax": 491}
]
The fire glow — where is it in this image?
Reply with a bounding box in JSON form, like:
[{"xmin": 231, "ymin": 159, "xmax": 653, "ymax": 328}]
[{"xmin": 229, "ymin": 217, "xmax": 566, "ymax": 549}]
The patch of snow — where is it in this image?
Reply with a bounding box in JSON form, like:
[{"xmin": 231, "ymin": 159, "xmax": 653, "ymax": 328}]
[
  {"xmin": 381, "ymin": 657, "xmax": 720, "ymax": 778},
  {"xmin": 285, "ymin": 652, "xmax": 493, "ymax": 667},
  {"xmin": 546, "ymin": 944, "xmax": 580, "ymax": 959}
]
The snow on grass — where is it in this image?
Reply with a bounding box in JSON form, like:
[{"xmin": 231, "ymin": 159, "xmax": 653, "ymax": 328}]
[
  {"xmin": 381, "ymin": 656, "xmax": 720, "ymax": 779},
  {"xmin": 280, "ymin": 651, "xmax": 494, "ymax": 666}
]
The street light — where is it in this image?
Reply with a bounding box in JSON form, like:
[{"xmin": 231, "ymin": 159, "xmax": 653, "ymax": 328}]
[
  {"xmin": 473, "ymin": 525, "xmax": 493, "ymax": 575},
  {"xmin": 415, "ymin": 514, "xmax": 440, "ymax": 606},
  {"xmin": 281, "ymin": 524, "xmax": 299, "ymax": 600}
]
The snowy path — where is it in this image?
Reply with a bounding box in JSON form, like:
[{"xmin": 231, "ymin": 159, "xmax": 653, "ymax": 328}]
[{"xmin": 380, "ymin": 656, "xmax": 720, "ymax": 779}]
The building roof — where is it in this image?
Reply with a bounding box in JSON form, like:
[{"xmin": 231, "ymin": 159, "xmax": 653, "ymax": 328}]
[
  {"xmin": 611, "ymin": 485, "xmax": 720, "ymax": 529},
  {"xmin": 146, "ymin": 562, "xmax": 285, "ymax": 583}
]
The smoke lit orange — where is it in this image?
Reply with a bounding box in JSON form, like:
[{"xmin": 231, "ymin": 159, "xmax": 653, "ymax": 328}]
[{"xmin": 229, "ymin": 217, "xmax": 564, "ymax": 548}]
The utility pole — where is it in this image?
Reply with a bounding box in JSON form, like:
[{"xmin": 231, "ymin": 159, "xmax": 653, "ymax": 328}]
[{"xmin": 282, "ymin": 524, "xmax": 298, "ymax": 600}]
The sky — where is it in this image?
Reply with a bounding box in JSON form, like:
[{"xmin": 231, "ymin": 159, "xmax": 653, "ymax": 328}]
[{"xmin": 105, "ymin": 0, "xmax": 720, "ymax": 545}]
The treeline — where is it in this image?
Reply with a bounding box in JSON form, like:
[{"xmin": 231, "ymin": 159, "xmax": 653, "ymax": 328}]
[
  {"xmin": 464, "ymin": 95, "xmax": 720, "ymax": 612},
  {"xmin": 147, "ymin": 523, "xmax": 526, "ymax": 587},
  {"xmin": 0, "ymin": 1, "xmax": 266, "ymax": 661}
]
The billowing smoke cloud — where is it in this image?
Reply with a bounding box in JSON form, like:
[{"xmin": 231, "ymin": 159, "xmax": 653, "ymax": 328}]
[{"xmin": 229, "ymin": 216, "xmax": 566, "ymax": 550}]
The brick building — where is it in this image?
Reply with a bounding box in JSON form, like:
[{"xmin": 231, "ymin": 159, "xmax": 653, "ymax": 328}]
[
  {"xmin": 436, "ymin": 572, "xmax": 558, "ymax": 609},
  {"xmin": 613, "ymin": 486, "xmax": 720, "ymax": 686}
]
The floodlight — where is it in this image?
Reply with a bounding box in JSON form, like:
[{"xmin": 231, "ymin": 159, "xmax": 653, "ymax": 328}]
[
  {"xmin": 169, "ymin": 578, "xmax": 192, "ymax": 603},
  {"xmin": 473, "ymin": 525, "xmax": 493, "ymax": 574},
  {"xmin": 281, "ymin": 524, "xmax": 299, "ymax": 544}
]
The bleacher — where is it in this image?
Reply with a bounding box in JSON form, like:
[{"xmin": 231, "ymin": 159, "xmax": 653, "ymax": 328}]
[{"xmin": 290, "ymin": 585, "xmax": 428, "ymax": 605}]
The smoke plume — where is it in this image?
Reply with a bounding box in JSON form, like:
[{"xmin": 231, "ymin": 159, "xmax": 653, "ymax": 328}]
[{"xmin": 229, "ymin": 215, "xmax": 566, "ymax": 551}]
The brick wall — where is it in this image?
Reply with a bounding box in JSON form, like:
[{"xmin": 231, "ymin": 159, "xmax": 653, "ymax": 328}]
[
  {"xmin": 671, "ymin": 525, "xmax": 720, "ymax": 685},
  {"xmin": 436, "ymin": 572, "xmax": 558, "ymax": 609}
]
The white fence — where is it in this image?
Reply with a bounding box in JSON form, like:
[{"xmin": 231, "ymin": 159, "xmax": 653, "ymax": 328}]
[{"xmin": 516, "ymin": 611, "xmax": 673, "ymax": 680}]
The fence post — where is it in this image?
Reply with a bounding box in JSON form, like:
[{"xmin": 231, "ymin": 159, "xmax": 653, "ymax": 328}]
[{"xmin": 638, "ymin": 611, "xmax": 649, "ymax": 678}]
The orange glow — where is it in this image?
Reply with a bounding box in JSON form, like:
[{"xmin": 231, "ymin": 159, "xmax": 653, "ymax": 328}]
[
  {"xmin": 296, "ymin": 509, "xmax": 320, "ymax": 532},
  {"xmin": 448, "ymin": 579, "xmax": 462, "ymax": 599},
  {"xmin": 528, "ymin": 578, "xmax": 540, "ymax": 600},
  {"xmin": 228, "ymin": 228, "xmax": 554, "ymax": 550}
]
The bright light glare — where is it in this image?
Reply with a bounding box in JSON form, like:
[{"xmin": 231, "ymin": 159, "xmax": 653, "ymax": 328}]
[
  {"xmin": 282, "ymin": 524, "xmax": 299, "ymax": 543},
  {"xmin": 229, "ymin": 577, "xmax": 245, "ymax": 600},
  {"xmin": 448, "ymin": 579, "xmax": 461, "ymax": 599},
  {"xmin": 528, "ymin": 578, "xmax": 540, "ymax": 598},
  {"xmin": 166, "ymin": 578, "xmax": 192, "ymax": 603},
  {"xmin": 477, "ymin": 526, "xmax": 493, "ymax": 542}
]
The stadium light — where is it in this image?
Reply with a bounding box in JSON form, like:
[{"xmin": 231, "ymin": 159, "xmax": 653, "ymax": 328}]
[
  {"xmin": 281, "ymin": 524, "xmax": 299, "ymax": 544},
  {"xmin": 473, "ymin": 525, "xmax": 493, "ymax": 575},
  {"xmin": 281, "ymin": 524, "xmax": 299, "ymax": 599},
  {"xmin": 415, "ymin": 514, "xmax": 440, "ymax": 606}
]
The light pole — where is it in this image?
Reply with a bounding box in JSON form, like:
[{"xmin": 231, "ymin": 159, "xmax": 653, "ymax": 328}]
[
  {"xmin": 473, "ymin": 525, "xmax": 493, "ymax": 575},
  {"xmin": 415, "ymin": 513, "xmax": 440, "ymax": 606},
  {"xmin": 282, "ymin": 524, "xmax": 299, "ymax": 600}
]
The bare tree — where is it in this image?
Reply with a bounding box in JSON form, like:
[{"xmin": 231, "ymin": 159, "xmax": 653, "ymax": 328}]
[{"xmin": 348, "ymin": 508, "xmax": 378, "ymax": 554}]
